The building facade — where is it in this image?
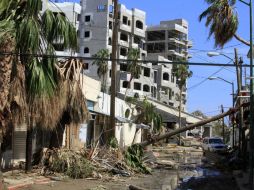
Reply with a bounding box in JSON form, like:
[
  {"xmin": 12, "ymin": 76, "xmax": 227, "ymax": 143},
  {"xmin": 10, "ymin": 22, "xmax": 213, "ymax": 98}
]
[
  {"xmin": 146, "ymin": 19, "xmax": 192, "ymax": 61},
  {"xmin": 44, "ymin": 0, "xmax": 191, "ymax": 111}
]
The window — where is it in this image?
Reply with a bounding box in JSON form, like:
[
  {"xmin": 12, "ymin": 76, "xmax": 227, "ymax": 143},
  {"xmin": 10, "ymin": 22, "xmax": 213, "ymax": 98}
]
[
  {"xmin": 122, "ymin": 81, "xmax": 128, "ymax": 88},
  {"xmin": 154, "ymin": 71, "xmax": 157, "ymax": 83},
  {"xmin": 109, "ymin": 21, "xmax": 113, "ymax": 29},
  {"xmin": 128, "ymin": 20, "xmax": 131, "ymax": 26},
  {"xmin": 151, "ymin": 86, "xmax": 157, "ymax": 98},
  {"xmin": 143, "ymin": 67, "xmax": 150, "ymax": 77},
  {"xmin": 108, "ymin": 37, "xmax": 112, "ymax": 45},
  {"xmin": 136, "ymin": 20, "xmax": 143, "ymax": 29},
  {"xmin": 120, "ymin": 33, "xmax": 128, "ymax": 42},
  {"xmin": 143, "ymin": 84, "xmax": 150, "ymax": 92},
  {"xmin": 77, "ymin": 14, "xmax": 81, "ymax": 21},
  {"xmin": 141, "ymin": 53, "xmax": 146, "ymax": 60},
  {"xmin": 120, "ymin": 64, "xmax": 127, "ymax": 71},
  {"xmin": 53, "ymin": 44, "xmax": 64, "ymax": 51},
  {"xmin": 134, "ymin": 36, "xmax": 141, "ymax": 44},
  {"xmin": 83, "ymin": 62, "xmax": 89, "ymax": 70},
  {"xmin": 168, "ymin": 88, "xmax": 172, "ymax": 100},
  {"xmin": 109, "ymin": 70, "xmax": 111, "ymax": 77},
  {"xmin": 97, "ymin": 4, "xmax": 106, "ymax": 12},
  {"xmin": 122, "ymin": 16, "xmax": 128, "ymax": 25},
  {"xmin": 77, "ymin": 30, "xmax": 80, "ymax": 38},
  {"xmin": 109, "ymin": 5, "xmax": 114, "ymax": 13},
  {"xmin": 87, "ymin": 100, "xmax": 94, "ymax": 111},
  {"xmin": 84, "ymin": 47, "xmax": 89, "ymax": 54},
  {"xmin": 84, "ymin": 31, "xmax": 90, "ymax": 38},
  {"xmin": 163, "ymin": 73, "xmax": 169, "ymax": 81},
  {"xmin": 134, "ymin": 82, "xmax": 141, "ymax": 90},
  {"xmin": 120, "ymin": 48, "xmax": 127, "ymax": 56},
  {"xmin": 85, "ymin": 15, "xmax": 91, "ymax": 22},
  {"xmin": 147, "ymin": 31, "xmax": 165, "ymax": 41},
  {"xmin": 171, "ymin": 73, "xmax": 175, "ymax": 83}
]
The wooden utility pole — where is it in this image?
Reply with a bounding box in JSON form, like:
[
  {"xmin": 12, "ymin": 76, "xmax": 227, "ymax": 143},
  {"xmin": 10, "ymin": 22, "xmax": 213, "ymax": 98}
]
[
  {"xmin": 234, "ymin": 48, "xmax": 244, "ymax": 153},
  {"xmin": 221, "ymin": 105, "xmax": 225, "ymax": 143},
  {"xmin": 110, "ymin": 0, "xmax": 119, "ymax": 130}
]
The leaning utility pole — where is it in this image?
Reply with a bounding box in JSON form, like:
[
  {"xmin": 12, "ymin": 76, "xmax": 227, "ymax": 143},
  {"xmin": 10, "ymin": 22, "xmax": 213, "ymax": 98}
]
[{"xmin": 110, "ymin": 0, "xmax": 119, "ymax": 130}]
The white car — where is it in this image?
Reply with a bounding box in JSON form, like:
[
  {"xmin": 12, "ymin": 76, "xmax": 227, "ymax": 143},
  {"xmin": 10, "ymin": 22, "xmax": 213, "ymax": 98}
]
[{"xmin": 202, "ymin": 137, "xmax": 227, "ymax": 153}]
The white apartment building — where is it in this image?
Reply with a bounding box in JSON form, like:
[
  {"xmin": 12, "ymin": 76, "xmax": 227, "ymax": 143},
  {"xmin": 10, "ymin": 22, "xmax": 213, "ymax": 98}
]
[
  {"xmin": 79, "ymin": 0, "xmax": 149, "ymax": 94},
  {"xmin": 146, "ymin": 19, "xmax": 192, "ymax": 110},
  {"xmin": 146, "ymin": 19, "xmax": 192, "ymax": 61},
  {"xmin": 43, "ymin": 0, "xmax": 191, "ymax": 111}
]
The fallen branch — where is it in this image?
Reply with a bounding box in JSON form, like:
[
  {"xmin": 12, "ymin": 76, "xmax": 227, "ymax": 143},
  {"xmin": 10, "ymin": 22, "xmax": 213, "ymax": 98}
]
[{"xmin": 137, "ymin": 103, "xmax": 249, "ymax": 147}]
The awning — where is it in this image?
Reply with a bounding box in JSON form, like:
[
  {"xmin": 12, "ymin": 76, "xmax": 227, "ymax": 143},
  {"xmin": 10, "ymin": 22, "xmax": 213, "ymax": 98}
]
[
  {"xmin": 89, "ymin": 110, "xmax": 131, "ymax": 123},
  {"xmin": 156, "ymin": 108, "xmax": 187, "ymax": 126}
]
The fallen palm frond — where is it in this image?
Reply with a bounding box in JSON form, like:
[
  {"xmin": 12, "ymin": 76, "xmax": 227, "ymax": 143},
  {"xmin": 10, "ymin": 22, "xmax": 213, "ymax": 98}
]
[
  {"xmin": 41, "ymin": 148, "xmax": 93, "ymax": 179},
  {"xmin": 125, "ymin": 144, "xmax": 151, "ymax": 174}
]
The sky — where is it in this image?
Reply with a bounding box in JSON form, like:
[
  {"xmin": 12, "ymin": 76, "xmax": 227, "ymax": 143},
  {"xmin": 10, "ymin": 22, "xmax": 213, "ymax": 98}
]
[{"xmin": 63, "ymin": 0, "xmax": 251, "ymax": 117}]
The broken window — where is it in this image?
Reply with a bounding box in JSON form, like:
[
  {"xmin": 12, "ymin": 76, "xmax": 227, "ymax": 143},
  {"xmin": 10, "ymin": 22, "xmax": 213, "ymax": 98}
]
[
  {"xmin": 108, "ymin": 37, "xmax": 112, "ymax": 45},
  {"xmin": 84, "ymin": 47, "xmax": 89, "ymax": 54},
  {"xmin": 120, "ymin": 48, "xmax": 127, "ymax": 56},
  {"xmin": 84, "ymin": 31, "xmax": 90, "ymax": 38},
  {"xmin": 122, "ymin": 16, "xmax": 128, "ymax": 25},
  {"xmin": 147, "ymin": 30, "xmax": 165, "ymax": 41},
  {"xmin": 136, "ymin": 20, "xmax": 143, "ymax": 29},
  {"xmin": 120, "ymin": 33, "xmax": 128, "ymax": 42},
  {"xmin": 163, "ymin": 73, "xmax": 169, "ymax": 81},
  {"xmin": 109, "ymin": 21, "xmax": 113, "ymax": 29},
  {"xmin": 122, "ymin": 81, "xmax": 128, "ymax": 88},
  {"xmin": 143, "ymin": 67, "xmax": 150, "ymax": 77},
  {"xmin": 143, "ymin": 84, "xmax": 150, "ymax": 92},
  {"xmin": 134, "ymin": 82, "xmax": 141, "ymax": 90},
  {"xmin": 120, "ymin": 64, "xmax": 127, "ymax": 71}
]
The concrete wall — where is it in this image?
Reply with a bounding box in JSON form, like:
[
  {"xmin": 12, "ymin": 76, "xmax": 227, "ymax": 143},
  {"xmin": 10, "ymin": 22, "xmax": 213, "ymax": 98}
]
[{"xmin": 97, "ymin": 92, "xmax": 142, "ymax": 147}]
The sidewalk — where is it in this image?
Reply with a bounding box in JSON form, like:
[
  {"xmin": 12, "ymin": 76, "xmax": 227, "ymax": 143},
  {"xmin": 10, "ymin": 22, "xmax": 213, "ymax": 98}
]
[{"xmin": 3, "ymin": 170, "xmax": 52, "ymax": 190}]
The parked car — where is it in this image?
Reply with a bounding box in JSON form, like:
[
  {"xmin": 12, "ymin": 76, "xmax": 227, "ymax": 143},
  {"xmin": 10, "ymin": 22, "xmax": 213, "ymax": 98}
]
[{"xmin": 202, "ymin": 137, "xmax": 228, "ymax": 153}]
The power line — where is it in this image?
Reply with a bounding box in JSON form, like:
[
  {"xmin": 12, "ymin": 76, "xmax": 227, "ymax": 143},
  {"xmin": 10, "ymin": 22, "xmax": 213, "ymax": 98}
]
[{"xmin": 0, "ymin": 51, "xmax": 251, "ymax": 67}]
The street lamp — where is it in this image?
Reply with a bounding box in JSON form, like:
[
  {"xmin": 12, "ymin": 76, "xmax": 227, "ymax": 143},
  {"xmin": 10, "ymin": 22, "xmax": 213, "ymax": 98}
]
[
  {"xmin": 208, "ymin": 77, "xmax": 235, "ymax": 144},
  {"xmin": 207, "ymin": 52, "xmax": 234, "ymax": 61}
]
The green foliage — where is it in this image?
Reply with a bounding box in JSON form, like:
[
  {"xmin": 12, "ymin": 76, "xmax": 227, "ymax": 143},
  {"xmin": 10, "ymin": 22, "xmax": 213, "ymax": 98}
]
[
  {"xmin": 108, "ymin": 137, "xmax": 119, "ymax": 148},
  {"xmin": 199, "ymin": 0, "xmax": 238, "ymax": 47},
  {"xmin": 51, "ymin": 151, "xmax": 94, "ymax": 179},
  {"xmin": 125, "ymin": 144, "xmax": 151, "ymax": 174},
  {"xmin": 173, "ymin": 63, "xmax": 192, "ymax": 90},
  {"xmin": 127, "ymin": 48, "xmax": 141, "ymax": 79},
  {"xmin": 92, "ymin": 49, "xmax": 110, "ymax": 92},
  {"xmin": 0, "ymin": 0, "xmax": 78, "ymax": 98},
  {"xmin": 136, "ymin": 99, "xmax": 163, "ymax": 133}
]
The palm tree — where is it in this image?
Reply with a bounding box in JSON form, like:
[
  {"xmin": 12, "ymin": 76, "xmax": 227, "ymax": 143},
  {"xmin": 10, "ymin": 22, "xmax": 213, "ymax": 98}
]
[
  {"xmin": 124, "ymin": 48, "xmax": 141, "ymax": 100},
  {"xmin": 199, "ymin": 0, "xmax": 250, "ymax": 47},
  {"xmin": 130, "ymin": 98, "xmax": 163, "ymax": 143},
  {"xmin": 92, "ymin": 49, "xmax": 110, "ymax": 94},
  {"xmin": 173, "ymin": 64, "xmax": 192, "ymax": 144},
  {"xmin": 0, "ymin": 0, "xmax": 88, "ymax": 172}
]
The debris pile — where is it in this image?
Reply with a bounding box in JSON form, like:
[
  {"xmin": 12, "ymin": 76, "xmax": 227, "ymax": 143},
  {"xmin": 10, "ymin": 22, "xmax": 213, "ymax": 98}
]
[{"xmin": 39, "ymin": 145, "xmax": 151, "ymax": 179}]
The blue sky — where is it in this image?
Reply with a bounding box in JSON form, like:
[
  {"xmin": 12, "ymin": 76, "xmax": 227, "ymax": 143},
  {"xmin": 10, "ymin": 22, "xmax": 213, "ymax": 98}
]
[{"xmin": 65, "ymin": 0, "xmax": 251, "ymax": 116}]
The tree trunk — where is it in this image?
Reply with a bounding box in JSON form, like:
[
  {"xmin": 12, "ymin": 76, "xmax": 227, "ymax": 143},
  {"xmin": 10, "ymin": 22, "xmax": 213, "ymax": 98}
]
[
  {"xmin": 124, "ymin": 75, "xmax": 133, "ymax": 101},
  {"xmin": 0, "ymin": 38, "xmax": 13, "ymax": 112},
  {"xmin": 234, "ymin": 34, "xmax": 250, "ymax": 46},
  {"xmin": 25, "ymin": 127, "xmax": 33, "ymax": 172},
  {"xmin": 178, "ymin": 88, "xmax": 182, "ymax": 145},
  {"xmin": 137, "ymin": 106, "xmax": 242, "ymax": 147}
]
